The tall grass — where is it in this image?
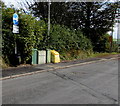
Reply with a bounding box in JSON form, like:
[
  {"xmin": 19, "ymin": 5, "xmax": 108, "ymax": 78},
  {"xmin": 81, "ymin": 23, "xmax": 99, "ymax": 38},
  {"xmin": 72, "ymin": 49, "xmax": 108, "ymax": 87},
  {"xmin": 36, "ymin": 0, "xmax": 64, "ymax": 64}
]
[
  {"xmin": 60, "ymin": 50, "xmax": 93, "ymax": 61},
  {"xmin": 0, "ymin": 56, "xmax": 9, "ymax": 69}
]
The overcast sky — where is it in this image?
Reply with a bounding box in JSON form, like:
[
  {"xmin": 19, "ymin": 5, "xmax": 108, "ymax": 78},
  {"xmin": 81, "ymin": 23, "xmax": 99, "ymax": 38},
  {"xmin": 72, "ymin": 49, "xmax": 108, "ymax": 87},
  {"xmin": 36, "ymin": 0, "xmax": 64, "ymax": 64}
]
[
  {"xmin": 3, "ymin": 0, "xmax": 119, "ymax": 39},
  {"xmin": 3, "ymin": 0, "xmax": 23, "ymax": 8},
  {"xmin": 3, "ymin": 0, "xmax": 34, "ymax": 10}
]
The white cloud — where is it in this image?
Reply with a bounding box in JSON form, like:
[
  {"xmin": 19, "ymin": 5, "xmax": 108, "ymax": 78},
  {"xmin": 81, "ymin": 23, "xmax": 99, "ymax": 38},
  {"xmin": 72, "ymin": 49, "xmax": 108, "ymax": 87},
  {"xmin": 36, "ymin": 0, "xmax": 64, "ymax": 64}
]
[
  {"xmin": 3, "ymin": 0, "xmax": 33, "ymax": 10},
  {"xmin": 3, "ymin": 0, "xmax": 18, "ymax": 8}
]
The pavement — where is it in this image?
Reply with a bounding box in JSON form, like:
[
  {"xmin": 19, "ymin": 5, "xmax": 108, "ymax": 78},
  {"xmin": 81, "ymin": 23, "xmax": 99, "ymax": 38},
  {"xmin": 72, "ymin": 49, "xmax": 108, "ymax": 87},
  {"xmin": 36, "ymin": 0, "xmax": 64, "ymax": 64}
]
[
  {"xmin": 2, "ymin": 54, "xmax": 119, "ymax": 80},
  {"xmin": 2, "ymin": 56, "xmax": 119, "ymax": 104}
]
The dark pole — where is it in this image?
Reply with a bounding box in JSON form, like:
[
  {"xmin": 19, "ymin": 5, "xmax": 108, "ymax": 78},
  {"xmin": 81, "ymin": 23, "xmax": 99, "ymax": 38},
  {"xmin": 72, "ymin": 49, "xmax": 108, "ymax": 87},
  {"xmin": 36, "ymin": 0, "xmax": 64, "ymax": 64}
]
[
  {"xmin": 110, "ymin": 8, "xmax": 115, "ymax": 53},
  {"xmin": 15, "ymin": 34, "xmax": 17, "ymax": 55},
  {"xmin": 110, "ymin": 25, "xmax": 113, "ymax": 53}
]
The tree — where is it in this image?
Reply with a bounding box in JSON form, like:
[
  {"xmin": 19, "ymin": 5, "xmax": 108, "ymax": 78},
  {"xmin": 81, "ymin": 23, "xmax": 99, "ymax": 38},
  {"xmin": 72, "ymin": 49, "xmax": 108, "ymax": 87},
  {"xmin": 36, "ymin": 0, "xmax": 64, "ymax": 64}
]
[
  {"xmin": 28, "ymin": 1, "xmax": 119, "ymax": 51},
  {"xmin": 29, "ymin": 2, "xmax": 70, "ymax": 23}
]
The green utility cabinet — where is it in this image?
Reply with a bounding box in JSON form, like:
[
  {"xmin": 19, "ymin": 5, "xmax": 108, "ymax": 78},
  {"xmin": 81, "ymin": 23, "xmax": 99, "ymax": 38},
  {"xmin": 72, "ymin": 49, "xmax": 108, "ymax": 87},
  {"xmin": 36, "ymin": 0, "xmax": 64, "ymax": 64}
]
[
  {"xmin": 46, "ymin": 49, "xmax": 51, "ymax": 63},
  {"xmin": 38, "ymin": 50, "xmax": 46, "ymax": 64},
  {"xmin": 32, "ymin": 49, "xmax": 37, "ymax": 64}
]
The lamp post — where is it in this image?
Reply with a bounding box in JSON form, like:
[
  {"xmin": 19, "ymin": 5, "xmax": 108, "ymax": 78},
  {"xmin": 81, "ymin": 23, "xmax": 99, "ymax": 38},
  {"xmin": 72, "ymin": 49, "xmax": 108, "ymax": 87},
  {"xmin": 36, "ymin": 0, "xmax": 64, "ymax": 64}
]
[
  {"xmin": 47, "ymin": 0, "xmax": 51, "ymax": 48},
  {"xmin": 117, "ymin": 8, "xmax": 120, "ymax": 52}
]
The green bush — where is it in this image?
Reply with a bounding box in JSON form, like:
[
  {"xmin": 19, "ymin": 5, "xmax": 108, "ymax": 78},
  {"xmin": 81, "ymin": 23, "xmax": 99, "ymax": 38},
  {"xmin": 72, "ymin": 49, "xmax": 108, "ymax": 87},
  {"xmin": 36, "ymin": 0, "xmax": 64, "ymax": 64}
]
[
  {"xmin": 48, "ymin": 24, "xmax": 93, "ymax": 52},
  {"xmin": 2, "ymin": 7, "xmax": 46, "ymax": 65},
  {"xmin": 111, "ymin": 41, "xmax": 118, "ymax": 52},
  {"xmin": 93, "ymin": 34, "xmax": 110, "ymax": 52},
  {"xmin": 2, "ymin": 7, "xmax": 16, "ymax": 65},
  {"xmin": 93, "ymin": 33, "xmax": 118, "ymax": 52}
]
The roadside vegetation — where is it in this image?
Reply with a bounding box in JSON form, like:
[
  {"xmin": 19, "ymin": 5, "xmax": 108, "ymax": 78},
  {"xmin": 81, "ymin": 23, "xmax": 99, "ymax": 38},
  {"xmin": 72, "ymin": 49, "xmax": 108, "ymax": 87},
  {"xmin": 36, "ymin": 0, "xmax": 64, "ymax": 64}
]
[{"xmin": 1, "ymin": 1, "xmax": 119, "ymax": 68}]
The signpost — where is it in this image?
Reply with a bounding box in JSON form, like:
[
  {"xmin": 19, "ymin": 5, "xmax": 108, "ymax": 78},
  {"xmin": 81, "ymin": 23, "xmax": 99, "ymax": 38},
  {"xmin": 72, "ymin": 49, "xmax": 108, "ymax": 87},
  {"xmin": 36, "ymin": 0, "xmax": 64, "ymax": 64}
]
[
  {"xmin": 109, "ymin": 35, "xmax": 113, "ymax": 53},
  {"xmin": 13, "ymin": 13, "xmax": 19, "ymax": 59},
  {"xmin": 109, "ymin": 36, "xmax": 113, "ymax": 43},
  {"xmin": 13, "ymin": 13, "xmax": 19, "ymax": 55},
  {"xmin": 13, "ymin": 13, "xmax": 19, "ymax": 33},
  {"xmin": 13, "ymin": 13, "xmax": 21, "ymax": 65},
  {"xmin": 13, "ymin": 25, "xmax": 19, "ymax": 34}
]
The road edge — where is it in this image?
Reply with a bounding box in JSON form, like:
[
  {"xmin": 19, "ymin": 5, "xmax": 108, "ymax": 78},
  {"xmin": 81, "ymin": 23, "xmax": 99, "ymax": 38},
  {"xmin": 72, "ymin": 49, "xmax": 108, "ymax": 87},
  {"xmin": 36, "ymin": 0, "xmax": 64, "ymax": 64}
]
[{"xmin": 1, "ymin": 57, "xmax": 118, "ymax": 80}]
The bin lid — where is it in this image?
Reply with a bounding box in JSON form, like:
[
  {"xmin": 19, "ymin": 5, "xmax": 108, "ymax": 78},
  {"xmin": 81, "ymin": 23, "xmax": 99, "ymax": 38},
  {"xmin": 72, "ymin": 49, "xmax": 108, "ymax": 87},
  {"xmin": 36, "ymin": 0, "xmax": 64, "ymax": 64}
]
[
  {"xmin": 32, "ymin": 48, "xmax": 37, "ymax": 51},
  {"xmin": 38, "ymin": 50, "xmax": 46, "ymax": 54},
  {"xmin": 46, "ymin": 49, "xmax": 51, "ymax": 50},
  {"xmin": 51, "ymin": 50, "xmax": 59, "ymax": 55}
]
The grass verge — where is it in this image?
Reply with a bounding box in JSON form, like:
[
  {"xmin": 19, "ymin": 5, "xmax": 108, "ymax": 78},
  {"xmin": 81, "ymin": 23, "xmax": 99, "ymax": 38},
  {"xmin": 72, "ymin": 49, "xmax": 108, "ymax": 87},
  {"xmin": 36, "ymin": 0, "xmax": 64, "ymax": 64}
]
[
  {"xmin": 60, "ymin": 50, "xmax": 119, "ymax": 61},
  {"xmin": 90, "ymin": 52, "xmax": 119, "ymax": 58},
  {"xmin": 0, "ymin": 57, "xmax": 9, "ymax": 69}
]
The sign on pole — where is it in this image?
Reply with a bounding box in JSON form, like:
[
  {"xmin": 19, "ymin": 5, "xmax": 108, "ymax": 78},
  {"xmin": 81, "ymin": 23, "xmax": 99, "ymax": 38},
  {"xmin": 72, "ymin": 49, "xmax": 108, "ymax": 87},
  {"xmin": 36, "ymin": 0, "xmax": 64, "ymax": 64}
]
[
  {"xmin": 109, "ymin": 36, "xmax": 113, "ymax": 43},
  {"xmin": 13, "ymin": 13, "xmax": 19, "ymax": 33},
  {"xmin": 13, "ymin": 13, "xmax": 19, "ymax": 55},
  {"xmin": 13, "ymin": 25, "xmax": 19, "ymax": 33},
  {"xmin": 13, "ymin": 13, "xmax": 18, "ymax": 25}
]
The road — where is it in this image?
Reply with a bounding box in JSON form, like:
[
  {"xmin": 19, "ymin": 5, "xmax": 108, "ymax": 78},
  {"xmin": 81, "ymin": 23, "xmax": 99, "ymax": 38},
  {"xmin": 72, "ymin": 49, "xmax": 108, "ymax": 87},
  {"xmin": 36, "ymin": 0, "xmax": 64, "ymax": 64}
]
[{"xmin": 2, "ymin": 59, "xmax": 118, "ymax": 104}]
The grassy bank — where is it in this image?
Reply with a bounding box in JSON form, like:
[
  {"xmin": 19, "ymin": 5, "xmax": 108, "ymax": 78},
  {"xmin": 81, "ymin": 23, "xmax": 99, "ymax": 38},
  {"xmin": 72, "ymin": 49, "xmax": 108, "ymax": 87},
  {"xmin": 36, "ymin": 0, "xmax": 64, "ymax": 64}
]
[
  {"xmin": 0, "ymin": 57, "xmax": 9, "ymax": 69},
  {"xmin": 89, "ymin": 52, "xmax": 119, "ymax": 58},
  {"xmin": 60, "ymin": 50, "xmax": 92, "ymax": 61},
  {"xmin": 2, "ymin": 51, "xmax": 119, "ymax": 69},
  {"xmin": 60, "ymin": 50, "xmax": 119, "ymax": 61}
]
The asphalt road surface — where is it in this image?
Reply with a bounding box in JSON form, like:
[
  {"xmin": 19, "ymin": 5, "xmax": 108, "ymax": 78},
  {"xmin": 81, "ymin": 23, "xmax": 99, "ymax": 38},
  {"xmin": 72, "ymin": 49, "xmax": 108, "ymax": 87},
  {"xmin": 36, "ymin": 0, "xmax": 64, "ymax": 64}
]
[{"xmin": 2, "ymin": 59, "xmax": 118, "ymax": 104}]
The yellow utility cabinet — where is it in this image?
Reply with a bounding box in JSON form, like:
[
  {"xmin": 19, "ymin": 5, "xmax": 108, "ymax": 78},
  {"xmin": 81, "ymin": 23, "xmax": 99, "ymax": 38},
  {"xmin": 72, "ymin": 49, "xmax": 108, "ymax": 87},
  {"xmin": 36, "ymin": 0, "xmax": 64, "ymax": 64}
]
[{"xmin": 51, "ymin": 50, "xmax": 60, "ymax": 63}]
